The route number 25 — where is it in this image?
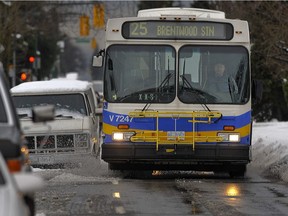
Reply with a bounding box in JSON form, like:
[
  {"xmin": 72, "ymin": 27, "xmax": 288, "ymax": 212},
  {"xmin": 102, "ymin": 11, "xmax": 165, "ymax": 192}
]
[{"xmin": 130, "ymin": 22, "xmax": 148, "ymax": 36}]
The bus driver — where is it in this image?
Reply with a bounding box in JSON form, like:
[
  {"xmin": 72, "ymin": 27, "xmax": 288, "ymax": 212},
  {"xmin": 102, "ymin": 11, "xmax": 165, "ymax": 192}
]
[{"xmin": 207, "ymin": 63, "xmax": 237, "ymax": 102}]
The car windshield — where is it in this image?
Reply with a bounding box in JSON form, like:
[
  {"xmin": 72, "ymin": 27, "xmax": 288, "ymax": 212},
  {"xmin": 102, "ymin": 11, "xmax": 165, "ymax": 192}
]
[
  {"xmin": 13, "ymin": 94, "xmax": 87, "ymax": 118},
  {"xmin": 104, "ymin": 45, "xmax": 176, "ymax": 103}
]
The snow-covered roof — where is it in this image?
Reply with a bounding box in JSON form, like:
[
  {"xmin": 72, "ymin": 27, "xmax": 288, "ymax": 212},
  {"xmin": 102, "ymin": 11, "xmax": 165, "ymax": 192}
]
[{"xmin": 11, "ymin": 79, "xmax": 93, "ymax": 95}]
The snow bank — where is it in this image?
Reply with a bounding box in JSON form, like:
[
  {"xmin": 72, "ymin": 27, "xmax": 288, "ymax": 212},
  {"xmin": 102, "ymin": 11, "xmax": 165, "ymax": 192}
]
[{"xmin": 251, "ymin": 121, "xmax": 288, "ymax": 182}]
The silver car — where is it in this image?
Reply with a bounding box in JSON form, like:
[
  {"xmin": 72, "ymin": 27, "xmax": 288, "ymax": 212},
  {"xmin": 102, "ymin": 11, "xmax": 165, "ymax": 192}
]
[{"xmin": 0, "ymin": 152, "xmax": 44, "ymax": 216}]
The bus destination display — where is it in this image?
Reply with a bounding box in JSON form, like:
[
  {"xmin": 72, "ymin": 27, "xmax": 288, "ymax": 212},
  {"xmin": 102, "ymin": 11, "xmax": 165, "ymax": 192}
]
[{"xmin": 122, "ymin": 21, "xmax": 233, "ymax": 40}]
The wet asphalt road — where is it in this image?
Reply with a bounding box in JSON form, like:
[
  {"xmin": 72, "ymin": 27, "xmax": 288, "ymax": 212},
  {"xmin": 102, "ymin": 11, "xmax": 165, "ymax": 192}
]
[{"xmin": 34, "ymin": 156, "xmax": 288, "ymax": 216}]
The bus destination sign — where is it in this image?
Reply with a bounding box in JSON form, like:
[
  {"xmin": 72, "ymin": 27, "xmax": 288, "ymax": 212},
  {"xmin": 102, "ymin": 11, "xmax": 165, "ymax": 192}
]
[{"xmin": 122, "ymin": 21, "xmax": 233, "ymax": 40}]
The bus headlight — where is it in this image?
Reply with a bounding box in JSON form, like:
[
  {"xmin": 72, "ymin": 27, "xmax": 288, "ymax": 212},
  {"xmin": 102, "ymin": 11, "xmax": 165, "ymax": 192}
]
[
  {"xmin": 112, "ymin": 132, "xmax": 135, "ymax": 141},
  {"xmin": 218, "ymin": 133, "xmax": 240, "ymax": 142}
]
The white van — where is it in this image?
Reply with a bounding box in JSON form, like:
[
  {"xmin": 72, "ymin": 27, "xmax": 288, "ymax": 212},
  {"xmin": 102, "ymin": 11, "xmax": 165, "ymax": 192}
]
[{"xmin": 11, "ymin": 79, "xmax": 101, "ymax": 167}]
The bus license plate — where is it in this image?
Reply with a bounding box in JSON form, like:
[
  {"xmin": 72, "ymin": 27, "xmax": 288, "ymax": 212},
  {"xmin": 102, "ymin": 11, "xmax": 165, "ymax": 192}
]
[{"xmin": 167, "ymin": 131, "xmax": 185, "ymax": 141}]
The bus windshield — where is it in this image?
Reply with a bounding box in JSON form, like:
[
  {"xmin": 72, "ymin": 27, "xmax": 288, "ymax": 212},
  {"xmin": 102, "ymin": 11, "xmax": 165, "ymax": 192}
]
[
  {"xmin": 104, "ymin": 45, "xmax": 176, "ymax": 103},
  {"xmin": 178, "ymin": 46, "xmax": 249, "ymax": 104},
  {"xmin": 104, "ymin": 45, "xmax": 249, "ymax": 104}
]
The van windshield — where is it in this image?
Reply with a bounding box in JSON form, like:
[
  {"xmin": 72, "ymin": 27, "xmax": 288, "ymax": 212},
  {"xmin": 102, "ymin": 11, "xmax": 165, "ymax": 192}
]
[{"xmin": 13, "ymin": 94, "xmax": 87, "ymax": 118}]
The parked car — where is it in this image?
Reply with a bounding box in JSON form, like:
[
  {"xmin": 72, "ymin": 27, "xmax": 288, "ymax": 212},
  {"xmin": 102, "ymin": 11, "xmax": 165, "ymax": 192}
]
[
  {"xmin": 11, "ymin": 79, "xmax": 101, "ymax": 167},
  {"xmin": 0, "ymin": 66, "xmax": 51, "ymax": 216},
  {"xmin": 0, "ymin": 152, "xmax": 44, "ymax": 216}
]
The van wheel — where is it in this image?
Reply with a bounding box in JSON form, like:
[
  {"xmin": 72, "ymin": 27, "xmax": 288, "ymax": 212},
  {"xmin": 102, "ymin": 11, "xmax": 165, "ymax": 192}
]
[
  {"xmin": 92, "ymin": 142, "xmax": 101, "ymax": 158},
  {"xmin": 24, "ymin": 195, "xmax": 35, "ymax": 216}
]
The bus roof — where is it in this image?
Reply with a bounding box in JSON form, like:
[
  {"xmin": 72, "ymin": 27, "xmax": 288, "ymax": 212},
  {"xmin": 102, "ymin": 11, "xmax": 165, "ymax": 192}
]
[{"xmin": 137, "ymin": 8, "xmax": 225, "ymax": 19}]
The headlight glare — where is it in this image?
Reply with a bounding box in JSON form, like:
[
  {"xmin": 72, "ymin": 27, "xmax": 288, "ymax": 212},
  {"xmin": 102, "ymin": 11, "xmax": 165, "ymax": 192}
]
[
  {"xmin": 218, "ymin": 133, "xmax": 240, "ymax": 142},
  {"xmin": 229, "ymin": 134, "xmax": 240, "ymax": 142},
  {"xmin": 113, "ymin": 132, "xmax": 124, "ymax": 141},
  {"xmin": 112, "ymin": 132, "xmax": 135, "ymax": 141}
]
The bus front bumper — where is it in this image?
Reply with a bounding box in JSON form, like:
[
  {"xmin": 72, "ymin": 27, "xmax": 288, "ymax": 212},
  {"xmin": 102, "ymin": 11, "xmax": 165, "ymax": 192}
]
[{"xmin": 101, "ymin": 142, "xmax": 251, "ymax": 171}]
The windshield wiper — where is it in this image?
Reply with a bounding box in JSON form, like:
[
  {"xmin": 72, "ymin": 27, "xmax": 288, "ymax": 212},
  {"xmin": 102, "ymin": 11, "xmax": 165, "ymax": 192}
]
[
  {"xmin": 142, "ymin": 103, "xmax": 151, "ymax": 112},
  {"xmin": 158, "ymin": 73, "xmax": 173, "ymax": 90},
  {"xmin": 181, "ymin": 61, "xmax": 212, "ymax": 112}
]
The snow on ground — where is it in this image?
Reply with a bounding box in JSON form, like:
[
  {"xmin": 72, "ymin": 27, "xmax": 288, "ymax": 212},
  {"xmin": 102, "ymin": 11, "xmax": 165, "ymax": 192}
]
[{"xmin": 251, "ymin": 120, "xmax": 288, "ymax": 182}]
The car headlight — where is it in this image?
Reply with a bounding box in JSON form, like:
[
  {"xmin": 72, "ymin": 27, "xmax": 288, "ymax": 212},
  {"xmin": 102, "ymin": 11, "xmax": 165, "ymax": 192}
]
[
  {"xmin": 112, "ymin": 132, "xmax": 135, "ymax": 141},
  {"xmin": 218, "ymin": 133, "xmax": 240, "ymax": 142}
]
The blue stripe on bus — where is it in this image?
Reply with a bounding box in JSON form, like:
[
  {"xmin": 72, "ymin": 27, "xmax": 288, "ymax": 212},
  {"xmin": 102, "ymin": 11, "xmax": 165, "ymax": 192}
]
[{"xmin": 103, "ymin": 109, "xmax": 251, "ymax": 132}]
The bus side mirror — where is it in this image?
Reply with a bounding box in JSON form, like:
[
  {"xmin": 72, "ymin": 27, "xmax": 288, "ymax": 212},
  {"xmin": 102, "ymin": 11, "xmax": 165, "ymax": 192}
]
[
  {"xmin": 252, "ymin": 79, "xmax": 263, "ymax": 103},
  {"xmin": 92, "ymin": 55, "xmax": 103, "ymax": 67}
]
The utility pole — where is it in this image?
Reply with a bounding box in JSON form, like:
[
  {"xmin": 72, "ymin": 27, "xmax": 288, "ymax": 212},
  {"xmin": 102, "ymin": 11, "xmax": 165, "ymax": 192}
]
[{"xmin": 11, "ymin": 33, "xmax": 22, "ymax": 87}]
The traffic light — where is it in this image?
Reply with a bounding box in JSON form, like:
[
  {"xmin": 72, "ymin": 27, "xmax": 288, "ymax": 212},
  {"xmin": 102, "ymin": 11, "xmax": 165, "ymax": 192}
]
[
  {"xmin": 91, "ymin": 38, "xmax": 97, "ymax": 49},
  {"xmin": 80, "ymin": 15, "xmax": 90, "ymax": 36},
  {"xmin": 20, "ymin": 72, "xmax": 27, "ymax": 81},
  {"xmin": 99, "ymin": 4, "xmax": 105, "ymax": 28},
  {"xmin": 28, "ymin": 56, "xmax": 35, "ymax": 63},
  {"xmin": 93, "ymin": 4, "xmax": 105, "ymax": 28}
]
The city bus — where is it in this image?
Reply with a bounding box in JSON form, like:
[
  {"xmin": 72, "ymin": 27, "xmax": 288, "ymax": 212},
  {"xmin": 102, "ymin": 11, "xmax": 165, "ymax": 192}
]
[{"xmin": 93, "ymin": 8, "xmax": 260, "ymax": 177}]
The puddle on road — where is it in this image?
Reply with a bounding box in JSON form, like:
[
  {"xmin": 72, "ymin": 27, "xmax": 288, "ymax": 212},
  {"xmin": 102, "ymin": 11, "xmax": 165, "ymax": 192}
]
[{"xmin": 225, "ymin": 184, "xmax": 241, "ymax": 197}]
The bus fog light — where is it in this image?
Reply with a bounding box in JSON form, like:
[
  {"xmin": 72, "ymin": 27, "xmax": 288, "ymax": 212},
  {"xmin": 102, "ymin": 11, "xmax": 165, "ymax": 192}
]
[
  {"xmin": 218, "ymin": 133, "xmax": 240, "ymax": 142},
  {"xmin": 229, "ymin": 134, "xmax": 240, "ymax": 142},
  {"xmin": 113, "ymin": 132, "xmax": 124, "ymax": 141}
]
